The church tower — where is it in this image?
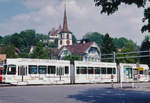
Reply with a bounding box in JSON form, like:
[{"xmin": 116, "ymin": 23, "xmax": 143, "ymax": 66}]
[{"xmin": 58, "ymin": 1, "xmax": 72, "ymax": 49}]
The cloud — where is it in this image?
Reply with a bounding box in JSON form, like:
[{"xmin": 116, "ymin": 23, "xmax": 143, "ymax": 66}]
[{"xmin": 0, "ymin": 0, "xmax": 147, "ymax": 45}]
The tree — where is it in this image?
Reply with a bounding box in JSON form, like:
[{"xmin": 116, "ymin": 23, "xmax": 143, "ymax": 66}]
[
  {"xmin": 94, "ymin": 0, "xmax": 150, "ymax": 33},
  {"xmin": 101, "ymin": 33, "xmax": 116, "ymax": 62},
  {"xmin": 101, "ymin": 33, "xmax": 116, "ymax": 54},
  {"xmin": 83, "ymin": 32, "xmax": 103, "ymax": 46},
  {"xmin": 112, "ymin": 37, "xmax": 128, "ymax": 49},
  {"xmin": 142, "ymin": 7, "xmax": 150, "ymax": 33},
  {"xmin": 0, "ymin": 44, "xmax": 17, "ymax": 58},
  {"xmin": 140, "ymin": 35, "xmax": 150, "ymax": 67},
  {"xmin": 30, "ymin": 42, "xmax": 48, "ymax": 59},
  {"xmin": 63, "ymin": 54, "xmax": 80, "ymax": 61},
  {"xmin": 118, "ymin": 41, "xmax": 138, "ymax": 63},
  {"xmin": 72, "ymin": 34, "xmax": 77, "ymax": 44}
]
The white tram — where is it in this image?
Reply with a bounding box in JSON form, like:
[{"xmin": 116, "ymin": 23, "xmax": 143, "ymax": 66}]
[
  {"xmin": 74, "ymin": 61, "xmax": 117, "ymax": 83},
  {"xmin": 120, "ymin": 63, "xmax": 149, "ymax": 82},
  {"xmin": 2, "ymin": 58, "xmax": 71, "ymax": 85},
  {"xmin": 1, "ymin": 58, "xmax": 149, "ymax": 85}
]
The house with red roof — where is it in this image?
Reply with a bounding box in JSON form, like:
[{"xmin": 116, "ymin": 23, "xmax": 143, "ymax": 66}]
[{"xmin": 57, "ymin": 40, "xmax": 101, "ymax": 62}]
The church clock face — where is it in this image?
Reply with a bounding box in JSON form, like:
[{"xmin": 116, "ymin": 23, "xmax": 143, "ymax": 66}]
[{"xmin": 66, "ymin": 40, "xmax": 70, "ymax": 45}]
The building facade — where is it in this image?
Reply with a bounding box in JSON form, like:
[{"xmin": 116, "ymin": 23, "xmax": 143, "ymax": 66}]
[{"xmin": 57, "ymin": 41, "xmax": 101, "ymax": 62}]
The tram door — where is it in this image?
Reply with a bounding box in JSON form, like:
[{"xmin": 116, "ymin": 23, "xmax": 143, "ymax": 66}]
[
  {"xmin": 56, "ymin": 67, "xmax": 64, "ymax": 81},
  {"xmin": 0, "ymin": 66, "xmax": 2, "ymax": 82},
  {"xmin": 18, "ymin": 66, "xmax": 27, "ymax": 82},
  {"xmin": 125, "ymin": 68, "xmax": 132, "ymax": 79}
]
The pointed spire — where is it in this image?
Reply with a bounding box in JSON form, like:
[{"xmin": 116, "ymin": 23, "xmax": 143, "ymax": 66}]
[{"xmin": 62, "ymin": 0, "xmax": 71, "ymax": 33}]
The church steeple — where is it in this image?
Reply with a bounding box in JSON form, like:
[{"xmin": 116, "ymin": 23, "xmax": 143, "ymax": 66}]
[
  {"xmin": 58, "ymin": 0, "xmax": 72, "ymax": 49},
  {"xmin": 62, "ymin": 0, "xmax": 70, "ymax": 33}
]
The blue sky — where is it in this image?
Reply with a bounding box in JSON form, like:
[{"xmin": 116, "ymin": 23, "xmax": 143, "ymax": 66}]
[
  {"xmin": 0, "ymin": 1, "xmax": 28, "ymax": 23},
  {"xmin": 0, "ymin": 0, "xmax": 148, "ymax": 45}
]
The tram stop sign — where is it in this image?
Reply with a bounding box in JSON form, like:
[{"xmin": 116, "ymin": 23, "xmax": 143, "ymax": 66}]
[{"xmin": 138, "ymin": 67, "xmax": 143, "ymax": 71}]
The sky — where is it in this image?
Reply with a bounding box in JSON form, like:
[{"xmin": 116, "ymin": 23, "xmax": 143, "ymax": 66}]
[{"xmin": 0, "ymin": 0, "xmax": 149, "ymax": 45}]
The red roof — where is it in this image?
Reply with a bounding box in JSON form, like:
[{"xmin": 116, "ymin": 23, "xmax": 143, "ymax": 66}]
[{"xmin": 57, "ymin": 42, "xmax": 93, "ymax": 55}]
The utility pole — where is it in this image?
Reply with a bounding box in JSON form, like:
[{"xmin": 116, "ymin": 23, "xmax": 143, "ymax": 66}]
[{"xmin": 113, "ymin": 52, "xmax": 116, "ymax": 63}]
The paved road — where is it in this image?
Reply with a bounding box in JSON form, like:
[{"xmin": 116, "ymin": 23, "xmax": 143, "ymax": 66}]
[{"xmin": 0, "ymin": 83, "xmax": 150, "ymax": 103}]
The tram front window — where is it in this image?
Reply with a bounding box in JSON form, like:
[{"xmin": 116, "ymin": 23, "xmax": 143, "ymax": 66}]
[
  {"xmin": 38, "ymin": 66, "xmax": 47, "ymax": 74},
  {"xmin": 139, "ymin": 70, "xmax": 143, "ymax": 74},
  {"xmin": 112, "ymin": 68, "xmax": 116, "ymax": 74},
  {"xmin": 7, "ymin": 65, "xmax": 16, "ymax": 75},
  {"xmin": 29, "ymin": 65, "xmax": 37, "ymax": 74},
  {"xmin": 107, "ymin": 68, "xmax": 112, "ymax": 74}
]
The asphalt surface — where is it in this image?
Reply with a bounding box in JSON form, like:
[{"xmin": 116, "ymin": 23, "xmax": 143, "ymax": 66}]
[{"xmin": 0, "ymin": 83, "xmax": 150, "ymax": 103}]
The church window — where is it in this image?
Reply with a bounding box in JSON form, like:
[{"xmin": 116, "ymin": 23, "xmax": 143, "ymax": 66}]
[
  {"xmin": 67, "ymin": 34, "xmax": 69, "ymax": 39},
  {"xmin": 60, "ymin": 40, "xmax": 62, "ymax": 45}
]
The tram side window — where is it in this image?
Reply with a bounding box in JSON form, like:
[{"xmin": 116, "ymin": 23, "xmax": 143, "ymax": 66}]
[
  {"xmin": 95, "ymin": 67, "xmax": 100, "ymax": 74},
  {"xmin": 76, "ymin": 67, "xmax": 80, "ymax": 74},
  {"xmin": 101, "ymin": 68, "xmax": 106, "ymax": 74},
  {"xmin": 65, "ymin": 66, "xmax": 69, "ymax": 74},
  {"xmin": 112, "ymin": 68, "xmax": 116, "ymax": 74},
  {"xmin": 88, "ymin": 67, "xmax": 94, "ymax": 74},
  {"xmin": 81, "ymin": 67, "xmax": 87, "ymax": 74},
  {"xmin": 2, "ymin": 65, "xmax": 7, "ymax": 75},
  {"xmin": 38, "ymin": 66, "xmax": 47, "ymax": 74},
  {"xmin": 7, "ymin": 65, "xmax": 16, "ymax": 75},
  {"xmin": 48, "ymin": 66, "xmax": 56, "ymax": 74},
  {"xmin": 107, "ymin": 68, "xmax": 112, "ymax": 74},
  {"xmin": 29, "ymin": 65, "xmax": 37, "ymax": 74}
]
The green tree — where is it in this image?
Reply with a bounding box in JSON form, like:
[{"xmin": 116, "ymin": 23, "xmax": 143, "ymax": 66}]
[
  {"xmin": 140, "ymin": 35, "xmax": 150, "ymax": 67},
  {"xmin": 101, "ymin": 34, "xmax": 116, "ymax": 62},
  {"xmin": 94, "ymin": 0, "xmax": 150, "ymax": 33},
  {"xmin": 63, "ymin": 54, "xmax": 80, "ymax": 61},
  {"xmin": 101, "ymin": 33, "xmax": 116, "ymax": 54},
  {"xmin": 30, "ymin": 42, "xmax": 48, "ymax": 59},
  {"xmin": 72, "ymin": 34, "xmax": 77, "ymax": 44},
  {"xmin": 0, "ymin": 44, "xmax": 17, "ymax": 58},
  {"xmin": 112, "ymin": 37, "xmax": 128, "ymax": 49},
  {"xmin": 83, "ymin": 32, "xmax": 103, "ymax": 46},
  {"xmin": 117, "ymin": 39, "xmax": 138, "ymax": 63},
  {"xmin": 141, "ymin": 7, "xmax": 150, "ymax": 33}
]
